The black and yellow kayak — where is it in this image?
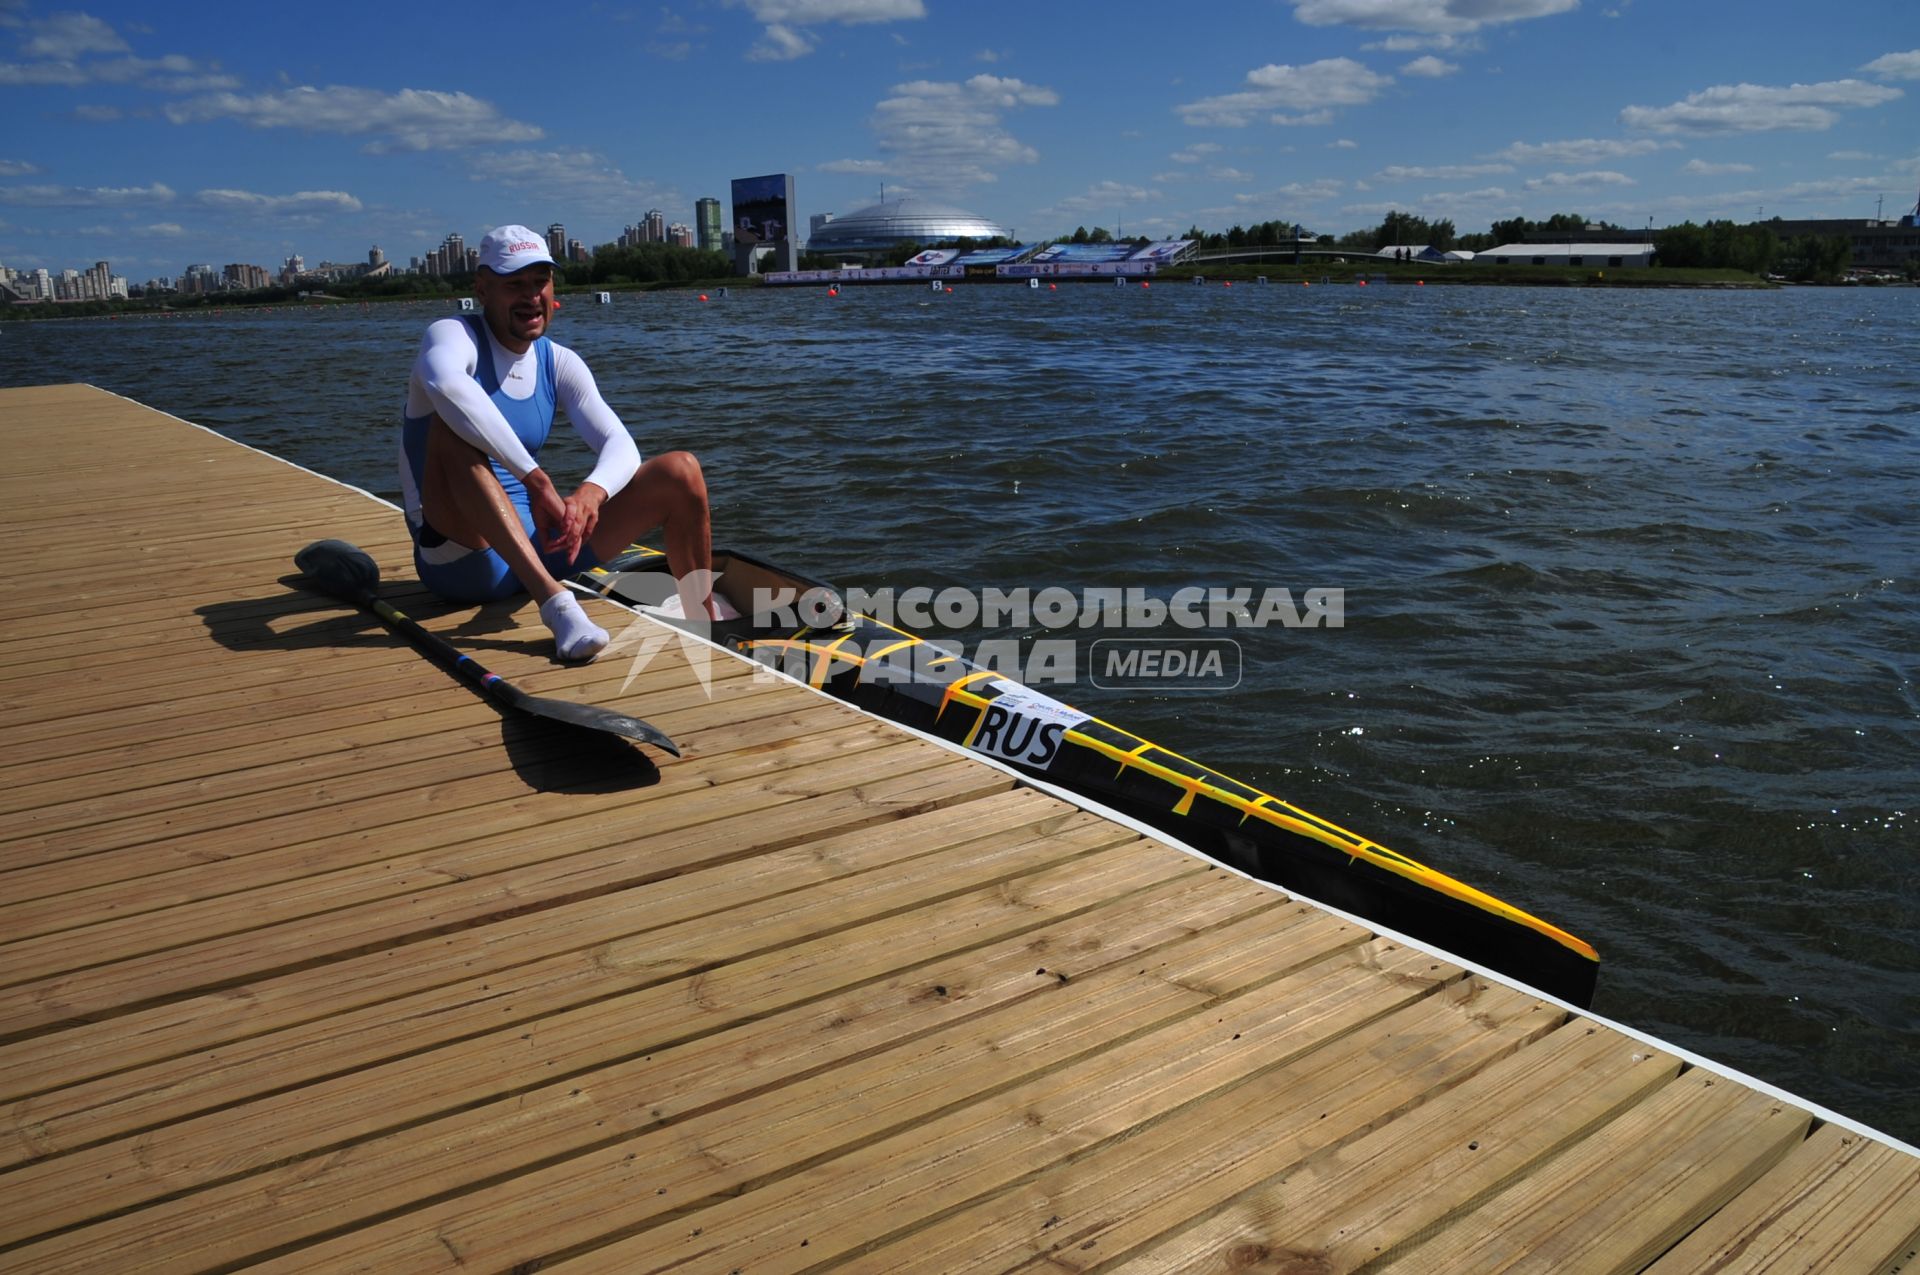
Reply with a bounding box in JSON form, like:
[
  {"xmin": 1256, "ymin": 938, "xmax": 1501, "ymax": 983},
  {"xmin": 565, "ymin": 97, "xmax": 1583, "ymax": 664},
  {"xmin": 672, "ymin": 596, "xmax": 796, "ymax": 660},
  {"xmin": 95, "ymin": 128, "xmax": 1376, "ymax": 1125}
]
[{"xmin": 575, "ymin": 545, "xmax": 1600, "ymax": 1007}]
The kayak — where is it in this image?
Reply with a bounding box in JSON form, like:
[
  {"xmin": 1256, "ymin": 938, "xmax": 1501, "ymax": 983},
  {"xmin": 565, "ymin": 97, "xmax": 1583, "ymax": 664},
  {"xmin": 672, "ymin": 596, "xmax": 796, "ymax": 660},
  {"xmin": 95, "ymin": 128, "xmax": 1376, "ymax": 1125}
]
[{"xmin": 574, "ymin": 545, "xmax": 1600, "ymax": 1007}]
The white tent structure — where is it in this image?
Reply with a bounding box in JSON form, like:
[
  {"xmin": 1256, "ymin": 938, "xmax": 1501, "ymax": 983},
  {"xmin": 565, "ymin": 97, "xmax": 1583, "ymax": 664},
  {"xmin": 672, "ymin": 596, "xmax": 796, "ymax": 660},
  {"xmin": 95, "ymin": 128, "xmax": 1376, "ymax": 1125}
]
[
  {"xmin": 1479, "ymin": 242, "xmax": 1654, "ymax": 267},
  {"xmin": 1373, "ymin": 244, "xmax": 1449, "ymax": 262}
]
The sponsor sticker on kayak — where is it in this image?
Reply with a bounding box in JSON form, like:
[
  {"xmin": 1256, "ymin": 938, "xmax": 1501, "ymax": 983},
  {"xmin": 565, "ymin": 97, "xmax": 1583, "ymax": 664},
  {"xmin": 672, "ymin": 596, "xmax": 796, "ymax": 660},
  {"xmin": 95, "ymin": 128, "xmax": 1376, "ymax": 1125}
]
[{"xmin": 966, "ymin": 682, "xmax": 1090, "ymax": 770}]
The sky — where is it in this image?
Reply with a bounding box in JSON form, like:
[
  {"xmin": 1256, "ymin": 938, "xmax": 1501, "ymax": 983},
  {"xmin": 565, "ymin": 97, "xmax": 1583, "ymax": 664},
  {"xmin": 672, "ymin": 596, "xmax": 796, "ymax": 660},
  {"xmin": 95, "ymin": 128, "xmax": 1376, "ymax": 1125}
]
[{"xmin": 1, "ymin": 0, "xmax": 1915, "ymax": 280}]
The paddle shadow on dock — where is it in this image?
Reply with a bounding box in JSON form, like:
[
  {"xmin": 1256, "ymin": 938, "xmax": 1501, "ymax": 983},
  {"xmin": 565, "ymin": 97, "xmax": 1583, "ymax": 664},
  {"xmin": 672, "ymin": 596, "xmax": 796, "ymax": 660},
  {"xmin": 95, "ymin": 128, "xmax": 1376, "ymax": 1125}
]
[{"xmin": 196, "ymin": 584, "xmax": 662, "ymax": 794}]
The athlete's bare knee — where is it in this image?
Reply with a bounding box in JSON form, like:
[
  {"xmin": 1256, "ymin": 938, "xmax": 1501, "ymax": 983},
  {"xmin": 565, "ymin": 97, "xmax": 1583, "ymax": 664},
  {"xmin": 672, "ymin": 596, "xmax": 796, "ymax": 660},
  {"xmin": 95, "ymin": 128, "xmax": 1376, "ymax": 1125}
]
[{"xmin": 659, "ymin": 451, "xmax": 707, "ymax": 508}]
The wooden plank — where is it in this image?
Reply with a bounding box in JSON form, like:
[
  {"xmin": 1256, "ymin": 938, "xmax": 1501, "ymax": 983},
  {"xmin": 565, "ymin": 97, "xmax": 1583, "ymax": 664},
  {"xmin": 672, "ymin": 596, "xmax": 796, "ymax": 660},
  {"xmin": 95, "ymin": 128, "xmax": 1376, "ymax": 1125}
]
[
  {"xmin": 0, "ymin": 657, "xmax": 791, "ymax": 840},
  {"xmin": 0, "ymin": 764, "xmax": 1017, "ymax": 1104},
  {"xmin": 158, "ymin": 902, "xmax": 1363, "ymax": 1275},
  {"xmin": 505, "ymin": 944, "xmax": 1486, "ymax": 1275},
  {"xmin": 1093, "ymin": 1022, "xmax": 1681, "ymax": 1274},
  {"xmin": 0, "ymin": 810, "xmax": 1163, "ymax": 1246},
  {"xmin": 0, "ymin": 703, "xmax": 883, "ymax": 969},
  {"xmin": 3, "ymin": 788, "xmax": 1131, "ymax": 1164},
  {"xmin": 1642, "ymin": 1122, "xmax": 1920, "ymax": 1275},
  {"xmin": 1371, "ymin": 1071, "xmax": 1812, "ymax": 1274},
  {"xmin": 0, "ymin": 739, "xmax": 971, "ymax": 1037},
  {"xmin": 0, "ymin": 672, "xmax": 878, "ymax": 886}
]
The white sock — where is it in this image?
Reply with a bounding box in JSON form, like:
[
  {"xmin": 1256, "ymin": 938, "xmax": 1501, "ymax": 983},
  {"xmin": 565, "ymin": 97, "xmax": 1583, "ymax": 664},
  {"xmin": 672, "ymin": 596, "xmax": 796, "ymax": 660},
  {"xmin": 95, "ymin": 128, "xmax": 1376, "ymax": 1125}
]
[{"xmin": 539, "ymin": 591, "xmax": 609, "ymax": 662}]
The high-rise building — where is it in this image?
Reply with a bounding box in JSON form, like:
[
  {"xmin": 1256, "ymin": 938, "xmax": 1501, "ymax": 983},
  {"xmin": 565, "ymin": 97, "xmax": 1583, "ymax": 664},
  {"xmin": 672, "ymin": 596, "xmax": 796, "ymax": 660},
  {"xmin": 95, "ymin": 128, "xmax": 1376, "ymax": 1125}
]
[
  {"xmin": 809, "ymin": 212, "xmax": 834, "ymax": 240},
  {"xmin": 444, "ymin": 234, "xmax": 465, "ymax": 272},
  {"xmin": 696, "ymin": 197, "xmax": 723, "ymax": 253},
  {"xmin": 668, "ymin": 223, "xmax": 693, "ymax": 248},
  {"xmin": 369, "ymin": 245, "xmax": 385, "ymax": 267},
  {"xmin": 644, "ymin": 208, "xmax": 666, "ymax": 243},
  {"xmin": 567, "ymin": 238, "xmax": 587, "ymax": 263},
  {"xmin": 548, "ymin": 223, "xmax": 566, "ymax": 261},
  {"xmin": 223, "ymin": 263, "xmax": 269, "ymax": 291}
]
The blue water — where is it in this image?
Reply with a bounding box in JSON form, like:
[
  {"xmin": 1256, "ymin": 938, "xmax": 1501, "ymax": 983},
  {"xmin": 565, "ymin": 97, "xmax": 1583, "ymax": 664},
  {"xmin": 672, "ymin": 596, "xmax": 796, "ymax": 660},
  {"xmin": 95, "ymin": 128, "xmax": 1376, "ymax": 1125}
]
[{"xmin": 6, "ymin": 280, "xmax": 1917, "ymax": 1142}]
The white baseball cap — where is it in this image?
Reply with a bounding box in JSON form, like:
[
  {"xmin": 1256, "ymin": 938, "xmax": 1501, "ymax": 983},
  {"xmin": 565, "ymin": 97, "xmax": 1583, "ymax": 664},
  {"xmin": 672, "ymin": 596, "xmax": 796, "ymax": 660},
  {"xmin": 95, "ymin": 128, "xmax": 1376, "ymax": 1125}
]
[{"xmin": 477, "ymin": 224, "xmax": 555, "ymax": 274}]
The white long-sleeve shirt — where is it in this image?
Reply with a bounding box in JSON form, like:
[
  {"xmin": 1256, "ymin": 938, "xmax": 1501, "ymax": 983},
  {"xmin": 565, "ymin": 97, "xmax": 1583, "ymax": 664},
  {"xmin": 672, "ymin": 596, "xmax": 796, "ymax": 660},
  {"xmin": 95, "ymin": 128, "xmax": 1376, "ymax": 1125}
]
[{"xmin": 404, "ymin": 316, "xmax": 641, "ymax": 497}]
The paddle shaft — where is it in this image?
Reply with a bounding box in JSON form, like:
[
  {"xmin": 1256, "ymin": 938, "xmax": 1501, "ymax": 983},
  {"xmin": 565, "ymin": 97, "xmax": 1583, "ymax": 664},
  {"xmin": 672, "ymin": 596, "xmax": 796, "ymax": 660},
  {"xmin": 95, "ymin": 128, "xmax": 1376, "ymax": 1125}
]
[{"xmin": 358, "ymin": 590, "xmax": 525, "ymax": 712}]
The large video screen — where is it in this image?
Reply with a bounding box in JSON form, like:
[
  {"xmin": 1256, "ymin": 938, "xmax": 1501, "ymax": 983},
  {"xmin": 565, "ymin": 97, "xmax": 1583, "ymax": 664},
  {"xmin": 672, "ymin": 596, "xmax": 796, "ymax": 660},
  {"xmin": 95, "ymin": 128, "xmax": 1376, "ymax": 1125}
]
[{"xmin": 730, "ymin": 173, "xmax": 794, "ymax": 247}]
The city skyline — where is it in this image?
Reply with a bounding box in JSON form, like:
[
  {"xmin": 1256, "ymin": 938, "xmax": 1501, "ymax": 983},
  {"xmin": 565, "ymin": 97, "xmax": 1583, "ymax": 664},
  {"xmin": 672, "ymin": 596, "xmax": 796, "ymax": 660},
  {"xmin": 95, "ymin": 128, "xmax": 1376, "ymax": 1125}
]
[{"xmin": 0, "ymin": 0, "xmax": 1914, "ymax": 280}]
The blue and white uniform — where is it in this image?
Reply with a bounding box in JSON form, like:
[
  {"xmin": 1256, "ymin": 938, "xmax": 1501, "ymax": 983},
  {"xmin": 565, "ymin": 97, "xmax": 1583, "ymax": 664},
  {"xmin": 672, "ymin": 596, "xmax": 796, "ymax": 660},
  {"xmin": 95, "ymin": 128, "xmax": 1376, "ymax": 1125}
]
[{"xmin": 399, "ymin": 315, "xmax": 641, "ymax": 602}]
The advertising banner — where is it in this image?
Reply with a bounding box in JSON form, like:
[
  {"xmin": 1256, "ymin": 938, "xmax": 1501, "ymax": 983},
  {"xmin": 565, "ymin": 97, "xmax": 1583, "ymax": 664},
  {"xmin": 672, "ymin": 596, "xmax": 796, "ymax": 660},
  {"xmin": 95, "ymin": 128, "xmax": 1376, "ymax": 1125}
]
[{"xmin": 1030, "ymin": 242, "xmax": 1138, "ymax": 264}]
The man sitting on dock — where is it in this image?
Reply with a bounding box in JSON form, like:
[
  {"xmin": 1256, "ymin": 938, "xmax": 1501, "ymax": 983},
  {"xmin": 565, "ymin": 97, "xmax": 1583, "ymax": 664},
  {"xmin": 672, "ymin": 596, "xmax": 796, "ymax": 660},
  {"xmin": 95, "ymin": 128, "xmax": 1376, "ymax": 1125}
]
[{"xmin": 399, "ymin": 224, "xmax": 712, "ymax": 661}]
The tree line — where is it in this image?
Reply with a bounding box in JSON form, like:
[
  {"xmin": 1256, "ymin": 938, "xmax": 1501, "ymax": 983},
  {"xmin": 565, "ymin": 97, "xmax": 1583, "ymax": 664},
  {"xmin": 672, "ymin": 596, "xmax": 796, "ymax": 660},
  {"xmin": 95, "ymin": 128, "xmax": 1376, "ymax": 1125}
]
[{"xmin": 1173, "ymin": 209, "xmax": 1863, "ymax": 281}]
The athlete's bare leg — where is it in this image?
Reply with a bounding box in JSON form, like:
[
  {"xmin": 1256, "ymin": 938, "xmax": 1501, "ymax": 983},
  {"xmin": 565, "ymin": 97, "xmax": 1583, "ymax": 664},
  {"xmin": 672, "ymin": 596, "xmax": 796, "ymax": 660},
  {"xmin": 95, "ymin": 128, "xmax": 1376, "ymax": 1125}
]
[
  {"xmin": 589, "ymin": 450, "xmax": 717, "ymax": 620},
  {"xmin": 420, "ymin": 416, "xmax": 564, "ymax": 600},
  {"xmin": 420, "ymin": 416, "xmax": 607, "ymax": 659}
]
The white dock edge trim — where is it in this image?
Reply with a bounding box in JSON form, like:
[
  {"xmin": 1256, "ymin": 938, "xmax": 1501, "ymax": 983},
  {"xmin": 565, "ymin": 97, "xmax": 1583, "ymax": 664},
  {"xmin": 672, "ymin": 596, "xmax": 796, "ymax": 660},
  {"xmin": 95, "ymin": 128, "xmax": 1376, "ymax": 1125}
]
[
  {"xmin": 588, "ymin": 598, "xmax": 1920, "ymax": 1163},
  {"xmin": 93, "ymin": 383, "xmax": 404, "ymax": 512}
]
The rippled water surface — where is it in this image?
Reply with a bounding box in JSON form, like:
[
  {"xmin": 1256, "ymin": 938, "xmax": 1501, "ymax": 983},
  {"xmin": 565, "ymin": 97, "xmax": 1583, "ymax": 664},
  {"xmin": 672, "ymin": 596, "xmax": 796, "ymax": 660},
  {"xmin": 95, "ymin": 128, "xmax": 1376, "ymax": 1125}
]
[{"xmin": 6, "ymin": 282, "xmax": 1917, "ymax": 1141}]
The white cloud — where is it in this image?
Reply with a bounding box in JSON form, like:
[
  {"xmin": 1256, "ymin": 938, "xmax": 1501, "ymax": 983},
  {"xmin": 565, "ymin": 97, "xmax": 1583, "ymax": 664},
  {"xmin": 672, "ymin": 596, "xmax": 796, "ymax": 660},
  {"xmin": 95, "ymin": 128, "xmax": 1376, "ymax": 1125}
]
[
  {"xmin": 1378, "ymin": 162, "xmax": 1511, "ymax": 180},
  {"xmin": 1177, "ymin": 58, "xmax": 1391, "ymax": 127},
  {"xmin": 1681, "ymin": 158, "xmax": 1755, "ymax": 176},
  {"xmin": 1621, "ymin": 80, "xmax": 1902, "ymax": 135},
  {"xmin": 0, "ymin": 181, "xmax": 174, "ymax": 206},
  {"xmin": 1041, "ymin": 180, "xmax": 1163, "ymax": 218},
  {"xmin": 818, "ymin": 157, "xmax": 890, "ymax": 173},
  {"xmin": 1494, "ymin": 137, "xmax": 1669, "ymax": 165},
  {"xmin": 1861, "ymin": 50, "xmax": 1920, "ymax": 81},
  {"xmin": 1366, "ymin": 32, "xmax": 1480, "ymax": 52},
  {"xmin": 89, "ymin": 54, "xmax": 237, "ymax": 91},
  {"xmin": 1401, "ymin": 55, "xmax": 1458, "ymax": 77},
  {"xmin": 1208, "ymin": 166, "xmax": 1255, "ymax": 181},
  {"xmin": 166, "ymin": 86, "xmax": 544, "ymax": 152},
  {"xmin": 1329, "ymin": 138, "xmax": 1358, "ymax": 149},
  {"xmin": 1825, "ymin": 150, "xmax": 1878, "ymax": 162},
  {"xmin": 1523, "ymin": 169, "xmax": 1635, "ymax": 190},
  {"xmin": 1169, "ymin": 142, "xmax": 1222, "ymax": 163},
  {"xmin": 868, "ymin": 74, "xmax": 1057, "ymax": 189},
  {"xmin": 1230, "ymin": 178, "xmax": 1345, "ymax": 206},
  {"xmin": 747, "ymin": 22, "xmax": 813, "ymax": 60},
  {"xmin": 1289, "ymin": 0, "xmax": 1575, "ymax": 35},
  {"xmin": 197, "ymin": 188, "xmax": 364, "ymax": 215},
  {"xmin": 732, "ymin": 0, "xmax": 925, "ymax": 60},
  {"xmin": 467, "ymin": 148, "xmax": 677, "ymax": 217},
  {"xmin": 21, "ymin": 11, "xmax": 128, "ymax": 59},
  {"xmin": 1272, "ymin": 109, "xmax": 1336, "ymax": 126},
  {"xmin": 71, "ymin": 103, "xmax": 120, "ymax": 121},
  {"xmin": 740, "ymin": 0, "xmax": 924, "ymax": 20},
  {"xmin": 0, "ymin": 158, "xmax": 39, "ymax": 176}
]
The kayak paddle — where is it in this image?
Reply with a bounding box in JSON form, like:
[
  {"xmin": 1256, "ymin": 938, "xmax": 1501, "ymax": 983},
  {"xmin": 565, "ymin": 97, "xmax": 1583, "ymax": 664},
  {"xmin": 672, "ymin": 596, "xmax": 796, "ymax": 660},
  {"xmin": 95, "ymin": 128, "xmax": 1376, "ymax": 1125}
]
[{"xmin": 293, "ymin": 539, "xmax": 679, "ymax": 757}]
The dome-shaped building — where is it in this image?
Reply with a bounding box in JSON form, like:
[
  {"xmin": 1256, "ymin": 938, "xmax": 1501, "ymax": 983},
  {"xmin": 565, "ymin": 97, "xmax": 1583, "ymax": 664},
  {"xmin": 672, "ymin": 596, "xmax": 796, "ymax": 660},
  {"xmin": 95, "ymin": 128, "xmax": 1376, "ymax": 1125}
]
[{"xmin": 806, "ymin": 198, "xmax": 1011, "ymax": 258}]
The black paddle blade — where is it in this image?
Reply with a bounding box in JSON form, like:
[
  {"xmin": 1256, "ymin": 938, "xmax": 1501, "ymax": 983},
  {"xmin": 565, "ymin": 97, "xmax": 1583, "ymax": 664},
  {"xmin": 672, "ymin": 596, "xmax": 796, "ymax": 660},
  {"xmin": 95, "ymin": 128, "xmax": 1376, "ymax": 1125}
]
[
  {"xmin": 295, "ymin": 539, "xmax": 383, "ymax": 601},
  {"xmin": 520, "ymin": 695, "xmax": 681, "ymax": 756}
]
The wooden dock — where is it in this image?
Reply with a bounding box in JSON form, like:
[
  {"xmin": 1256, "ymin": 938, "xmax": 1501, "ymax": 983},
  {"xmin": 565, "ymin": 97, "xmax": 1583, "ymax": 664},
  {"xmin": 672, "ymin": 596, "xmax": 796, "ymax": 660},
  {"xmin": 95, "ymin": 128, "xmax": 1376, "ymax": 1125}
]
[{"xmin": 1, "ymin": 382, "xmax": 1915, "ymax": 1273}]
